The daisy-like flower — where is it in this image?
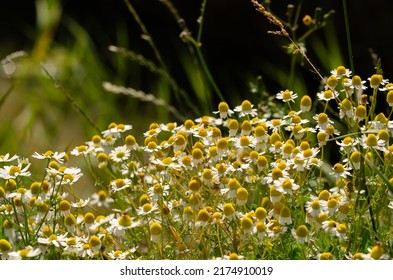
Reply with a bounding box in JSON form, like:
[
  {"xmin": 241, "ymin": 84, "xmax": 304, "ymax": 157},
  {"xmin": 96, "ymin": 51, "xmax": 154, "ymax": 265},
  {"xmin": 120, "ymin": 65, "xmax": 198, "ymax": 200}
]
[
  {"xmin": 107, "ymin": 249, "xmax": 135, "ymax": 260},
  {"xmin": 316, "ymin": 89, "xmax": 339, "ymax": 102},
  {"xmin": 57, "ymin": 167, "xmax": 83, "ymax": 185},
  {"xmin": 223, "ymin": 252, "xmax": 245, "ymax": 260},
  {"xmin": 159, "ymin": 122, "xmax": 178, "ymax": 132},
  {"xmin": 338, "ymin": 98, "xmax": 354, "ymax": 119},
  {"xmin": 336, "ymin": 136, "xmax": 358, "ymax": 153},
  {"xmin": 321, "ymin": 219, "xmax": 336, "ymax": 233},
  {"xmin": 222, "ymin": 203, "xmax": 236, "ymax": 221},
  {"xmin": 107, "ymin": 214, "xmax": 140, "ymax": 238},
  {"xmin": 300, "ymin": 95, "xmax": 312, "ymax": 112},
  {"xmin": 330, "ymin": 66, "xmax": 351, "ymax": 79},
  {"xmin": 0, "ymin": 153, "xmax": 19, "ymax": 163},
  {"xmin": 306, "ymin": 198, "xmax": 325, "ymax": 218},
  {"xmin": 195, "ymin": 209, "xmax": 210, "ymax": 227},
  {"xmin": 274, "ymin": 177, "xmax": 300, "ymax": 195},
  {"xmin": 70, "ymin": 198, "xmax": 90, "ymax": 209},
  {"xmin": 148, "ymin": 183, "xmax": 170, "ymax": 200},
  {"xmin": 101, "ymin": 123, "xmax": 133, "ymax": 139},
  {"xmin": 89, "ymin": 190, "xmax": 114, "ymax": 208},
  {"xmin": 0, "ymin": 162, "xmax": 31, "ymax": 180},
  {"xmin": 314, "ymin": 112, "xmax": 334, "ymax": 131},
  {"xmin": 292, "ymin": 225, "xmax": 311, "ymax": 244},
  {"xmin": 236, "ymin": 187, "xmax": 249, "ymax": 206},
  {"xmin": 32, "ymin": 150, "xmax": 67, "ymax": 163},
  {"xmin": 368, "ymin": 74, "xmax": 388, "ymax": 89},
  {"xmin": 364, "ymin": 243, "xmax": 389, "ymax": 260},
  {"xmin": 7, "ymin": 246, "xmax": 41, "ymax": 260},
  {"xmin": 240, "ymin": 216, "xmax": 255, "ymax": 235},
  {"xmin": 109, "ymin": 145, "xmax": 130, "ymax": 163},
  {"xmin": 37, "ymin": 232, "xmax": 68, "ymax": 248},
  {"xmin": 214, "ymin": 101, "xmax": 234, "ymax": 119},
  {"xmin": 136, "ymin": 202, "xmax": 159, "ymax": 217},
  {"xmin": 70, "ymin": 145, "xmax": 93, "ymax": 156},
  {"xmin": 233, "ymin": 100, "xmax": 258, "ymax": 118},
  {"xmin": 109, "ymin": 178, "xmax": 132, "ymax": 193},
  {"xmin": 276, "ymin": 89, "xmax": 298, "ymax": 103},
  {"xmin": 278, "ymin": 206, "xmax": 292, "ymax": 225},
  {"xmin": 60, "ymin": 236, "xmax": 84, "ymax": 256},
  {"xmin": 345, "ymin": 75, "xmax": 367, "ymax": 91},
  {"xmin": 267, "ymin": 219, "xmax": 287, "ymax": 238},
  {"xmin": 317, "ymin": 252, "xmax": 336, "ymax": 260},
  {"xmin": 360, "ymin": 133, "xmax": 387, "ymax": 152},
  {"xmin": 143, "ymin": 141, "xmax": 162, "ymax": 153},
  {"xmin": 330, "ymin": 163, "xmax": 352, "ymax": 180}
]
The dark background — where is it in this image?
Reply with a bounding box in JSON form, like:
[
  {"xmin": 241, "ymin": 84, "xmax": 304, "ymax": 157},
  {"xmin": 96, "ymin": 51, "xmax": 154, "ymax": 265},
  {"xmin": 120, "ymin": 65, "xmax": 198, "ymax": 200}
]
[{"xmin": 2, "ymin": 0, "xmax": 393, "ymax": 114}]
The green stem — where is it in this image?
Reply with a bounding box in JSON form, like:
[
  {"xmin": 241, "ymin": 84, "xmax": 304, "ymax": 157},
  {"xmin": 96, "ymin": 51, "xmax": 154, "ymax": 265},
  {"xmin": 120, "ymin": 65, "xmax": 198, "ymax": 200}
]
[{"xmin": 343, "ymin": 0, "xmax": 355, "ymax": 73}]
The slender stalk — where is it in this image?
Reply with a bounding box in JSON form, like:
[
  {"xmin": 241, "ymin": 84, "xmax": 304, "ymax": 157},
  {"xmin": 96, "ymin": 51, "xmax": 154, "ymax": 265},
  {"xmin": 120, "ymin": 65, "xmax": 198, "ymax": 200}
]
[{"xmin": 343, "ymin": 0, "xmax": 355, "ymax": 73}]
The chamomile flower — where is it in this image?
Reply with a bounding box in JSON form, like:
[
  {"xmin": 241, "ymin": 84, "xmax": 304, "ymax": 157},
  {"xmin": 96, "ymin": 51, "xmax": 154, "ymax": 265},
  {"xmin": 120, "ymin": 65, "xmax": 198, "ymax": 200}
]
[
  {"xmin": 368, "ymin": 74, "xmax": 388, "ymax": 89},
  {"xmin": 7, "ymin": 246, "xmax": 41, "ymax": 260},
  {"xmin": 109, "ymin": 178, "xmax": 132, "ymax": 193},
  {"xmin": 316, "ymin": 89, "xmax": 339, "ymax": 102},
  {"xmin": 274, "ymin": 177, "xmax": 300, "ymax": 195},
  {"xmin": 330, "ymin": 66, "xmax": 351, "ymax": 79},
  {"xmin": 233, "ymin": 100, "xmax": 258, "ymax": 117},
  {"xmin": 276, "ymin": 90, "xmax": 298, "ymax": 103},
  {"xmin": 101, "ymin": 123, "xmax": 133, "ymax": 138},
  {"xmin": 360, "ymin": 133, "xmax": 387, "ymax": 152},
  {"xmin": 32, "ymin": 150, "xmax": 67, "ymax": 163},
  {"xmin": 292, "ymin": 225, "xmax": 311, "ymax": 244},
  {"xmin": 0, "ymin": 163, "xmax": 31, "ymax": 180},
  {"xmin": 109, "ymin": 145, "xmax": 130, "ymax": 163},
  {"xmin": 306, "ymin": 198, "xmax": 324, "ymax": 217},
  {"xmin": 330, "ymin": 163, "xmax": 352, "ymax": 180},
  {"xmin": 196, "ymin": 209, "xmax": 210, "ymax": 227},
  {"xmin": 136, "ymin": 202, "xmax": 159, "ymax": 217},
  {"xmin": 37, "ymin": 232, "xmax": 68, "ymax": 248},
  {"xmin": 222, "ymin": 203, "xmax": 236, "ymax": 221},
  {"xmin": 214, "ymin": 101, "xmax": 234, "ymax": 119},
  {"xmin": 107, "ymin": 214, "xmax": 140, "ymax": 238},
  {"xmin": 0, "ymin": 153, "xmax": 19, "ymax": 163},
  {"xmin": 89, "ymin": 190, "xmax": 114, "ymax": 208}
]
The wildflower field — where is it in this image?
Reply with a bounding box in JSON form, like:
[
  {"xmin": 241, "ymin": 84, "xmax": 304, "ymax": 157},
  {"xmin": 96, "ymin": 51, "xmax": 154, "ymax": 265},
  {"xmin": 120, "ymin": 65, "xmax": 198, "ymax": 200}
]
[{"xmin": 1, "ymin": 0, "xmax": 393, "ymax": 260}]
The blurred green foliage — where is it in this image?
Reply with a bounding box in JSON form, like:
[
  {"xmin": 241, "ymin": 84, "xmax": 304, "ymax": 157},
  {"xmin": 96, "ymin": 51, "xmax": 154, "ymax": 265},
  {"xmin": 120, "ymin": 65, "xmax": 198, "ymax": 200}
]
[{"xmin": 0, "ymin": 0, "xmax": 346, "ymax": 156}]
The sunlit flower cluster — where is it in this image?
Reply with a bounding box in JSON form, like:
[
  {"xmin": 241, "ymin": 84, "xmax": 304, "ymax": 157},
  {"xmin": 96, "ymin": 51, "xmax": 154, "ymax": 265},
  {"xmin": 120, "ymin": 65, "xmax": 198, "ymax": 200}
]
[{"xmin": 1, "ymin": 67, "xmax": 393, "ymax": 260}]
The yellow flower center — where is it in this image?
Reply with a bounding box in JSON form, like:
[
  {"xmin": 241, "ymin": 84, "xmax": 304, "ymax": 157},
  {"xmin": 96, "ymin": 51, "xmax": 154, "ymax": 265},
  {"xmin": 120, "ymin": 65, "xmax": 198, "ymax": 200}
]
[
  {"xmin": 336, "ymin": 66, "xmax": 346, "ymax": 76},
  {"xmin": 271, "ymin": 168, "xmax": 283, "ymax": 180},
  {"xmin": 241, "ymin": 100, "xmax": 252, "ymax": 111},
  {"xmin": 333, "ymin": 163, "xmax": 345, "ymax": 173},
  {"xmin": 320, "ymin": 252, "xmax": 334, "ymax": 260},
  {"xmin": 9, "ymin": 166, "xmax": 21, "ymax": 176},
  {"xmin": 279, "ymin": 206, "xmax": 291, "ymax": 218},
  {"xmin": 352, "ymin": 75, "xmax": 362, "ymax": 86},
  {"xmin": 84, "ymin": 212, "xmax": 95, "ymax": 225},
  {"xmin": 115, "ymin": 179, "xmax": 126, "ymax": 189},
  {"xmin": 370, "ymin": 74, "xmax": 382, "ymax": 87},
  {"xmin": 59, "ymin": 200, "xmax": 71, "ymax": 211},
  {"xmin": 327, "ymin": 76, "xmax": 338, "ymax": 88},
  {"xmin": 218, "ymin": 102, "xmax": 229, "ymax": 112},
  {"xmin": 236, "ymin": 187, "xmax": 248, "ymax": 201},
  {"xmin": 323, "ymin": 90, "xmax": 334, "ymax": 100},
  {"xmin": 317, "ymin": 113, "xmax": 328, "ymax": 124},
  {"xmin": 296, "ymin": 225, "xmax": 309, "ymax": 238},
  {"xmin": 0, "ymin": 239, "xmax": 12, "ymax": 252},
  {"xmin": 241, "ymin": 216, "xmax": 253, "ymax": 231},
  {"xmin": 310, "ymin": 200, "xmax": 320, "ymax": 210},
  {"xmin": 197, "ymin": 209, "xmax": 210, "ymax": 222},
  {"xmin": 366, "ymin": 134, "xmax": 378, "ymax": 147},
  {"xmin": 118, "ymin": 214, "xmax": 132, "ymax": 227}
]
